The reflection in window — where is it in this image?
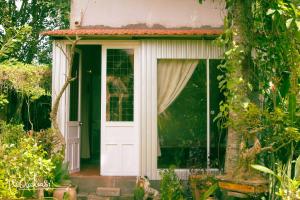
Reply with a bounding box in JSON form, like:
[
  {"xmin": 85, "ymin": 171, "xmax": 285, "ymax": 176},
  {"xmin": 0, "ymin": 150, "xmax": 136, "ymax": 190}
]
[
  {"xmin": 158, "ymin": 60, "xmax": 207, "ymax": 169},
  {"xmin": 157, "ymin": 59, "xmax": 226, "ymax": 169},
  {"xmin": 106, "ymin": 49, "xmax": 134, "ymax": 121}
]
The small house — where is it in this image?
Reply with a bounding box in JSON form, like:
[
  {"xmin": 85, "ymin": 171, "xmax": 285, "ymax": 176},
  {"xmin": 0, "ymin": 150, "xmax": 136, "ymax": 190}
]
[{"xmin": 44, "ymin": 0, "xmax": 226, "ymax": 180}]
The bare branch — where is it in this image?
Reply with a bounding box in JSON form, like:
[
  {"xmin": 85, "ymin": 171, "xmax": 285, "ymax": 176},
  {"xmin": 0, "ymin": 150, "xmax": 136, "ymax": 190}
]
[{"xmin": 50, "ymin": 35, "xmax": 80, "ymax": 154}]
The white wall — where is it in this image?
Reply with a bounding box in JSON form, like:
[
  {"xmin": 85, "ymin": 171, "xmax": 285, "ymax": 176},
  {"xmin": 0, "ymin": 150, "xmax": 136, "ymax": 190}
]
[
  {"xmin": 70, "ymin": 0, "xmax": 225, "ymax": 29},
  {"xmin": 140, "ymin": 40, "xmax": 223, "ymax": 179}
]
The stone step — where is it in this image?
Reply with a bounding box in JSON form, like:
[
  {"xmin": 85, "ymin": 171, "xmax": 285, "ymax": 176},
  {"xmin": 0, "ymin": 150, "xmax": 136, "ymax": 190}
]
[
  {"xmin": 77, "ymin": 192, "xmax": 88, "ymax": 200},
  {"xmin": 70, "ymin": 176, "xmax": 136, "ymax": 195},
  {"xmin": 96, "ymin": 187, "xmax": 120, "ymax": 197},
  {"xmin": 88, "ymin": 193, "xmax": 110, "ymax": 200}
]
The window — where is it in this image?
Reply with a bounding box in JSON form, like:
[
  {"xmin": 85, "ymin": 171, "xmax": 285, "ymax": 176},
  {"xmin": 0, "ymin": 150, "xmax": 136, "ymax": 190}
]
[
  {"xmin": 157, "ymin": 59, "xmax": 226, "ymax": 169},
  {"xmin": 106, "ymin": 49, "xmax": 134, "ymax": 121}
]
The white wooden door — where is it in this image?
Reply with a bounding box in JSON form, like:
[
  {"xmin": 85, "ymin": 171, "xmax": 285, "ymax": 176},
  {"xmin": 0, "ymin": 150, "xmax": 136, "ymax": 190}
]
[
  {"xmin": 67, "ymin": 50, "xmax": 82, "ymax": 173},
  {"xmin": 101, "ymin": 45, "xmax": 140, "ymax": 176}
]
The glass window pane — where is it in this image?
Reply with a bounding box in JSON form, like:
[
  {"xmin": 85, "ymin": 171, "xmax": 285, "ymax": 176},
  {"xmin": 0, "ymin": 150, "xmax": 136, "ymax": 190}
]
[
  {"xmin": 106, "ymin": 49, "xmax": 134, "ymax": 121},
  {"xmin": 69, "ymin": 52, "xmax": 80, "ymax": 121},
  {"xmin": 157, "ymin": 60, "xmax": 207, "ymax": 169}
]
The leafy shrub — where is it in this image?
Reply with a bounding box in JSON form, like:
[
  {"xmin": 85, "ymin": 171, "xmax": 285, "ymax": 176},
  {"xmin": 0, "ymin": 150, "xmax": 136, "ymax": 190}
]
[
  {"xmin": 0, "ymin": 121, "xmax": 25, "ymax": 144},
  {"xmin": 160, "ymin": 168, "xmax": 185, "ymax": 200},
  {"xmin": 252, "ymin": 156, "xmax": 300, "ymax": 200},
  {"xmin": 33, "ymin": 128, "xmax": 56, "ymax": 158},
  {"xmin": 133, "ymin": 186, "xmax": 145, "ymax": 200},
  {"xmin": 0, "ymin": 137, "xmax": 55, "ymax": 198},
  {"xmin": 0, "ymin": 121, "xmax": 55, "ymax": 199},
  {"xmin": 53, "ymin": 159, "xmax": 70, "ymax": 186},
  {"xmin": 0, "ymin": 60, "xmax": 51, "ymax": 99}
]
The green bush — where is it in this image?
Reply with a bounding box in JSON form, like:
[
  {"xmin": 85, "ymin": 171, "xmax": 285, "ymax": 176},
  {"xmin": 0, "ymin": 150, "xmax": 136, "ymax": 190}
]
[
  {"xmin": 0, "ymin": 137, "xmax": 55, "ymax": 198},
  {"xmin": 33, "ymin": 128, "xmax": 56, "ymax": 158},
  {"xmin": 160, "ymin": 168, "xmax": 185, "ymax": 200},
  {"xmin": 0, "ymin": 121, "xmax": 25, "ymax": 145},
  {"xmin": 133, "ymin": 186, "xmax": 145, "ymax": 200},
  {"xmin": 0, "ymin": 121, "xmax": 56, "ymax": 199},
  {"xmin": 53, "ymin": 159, "xmax": 70, "ymax": 186}
]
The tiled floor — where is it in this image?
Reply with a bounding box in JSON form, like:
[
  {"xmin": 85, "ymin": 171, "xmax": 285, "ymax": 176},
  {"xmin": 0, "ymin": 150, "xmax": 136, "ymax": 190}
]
[{"xmin": 71, "ymin": 160, "xmax": 100, "ymax": 176}]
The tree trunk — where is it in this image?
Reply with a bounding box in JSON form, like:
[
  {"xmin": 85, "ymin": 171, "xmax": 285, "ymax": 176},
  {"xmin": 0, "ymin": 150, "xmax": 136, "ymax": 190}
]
[{"xmin": 224, "ymin": 0, "xmax": 253, "ymax": 175}]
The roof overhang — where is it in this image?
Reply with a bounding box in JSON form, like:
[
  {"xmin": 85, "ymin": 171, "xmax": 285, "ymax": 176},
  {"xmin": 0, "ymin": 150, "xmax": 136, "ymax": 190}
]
[{"xmin": 41, "ymin": 28, "xmax": 223, "ymax": 40}]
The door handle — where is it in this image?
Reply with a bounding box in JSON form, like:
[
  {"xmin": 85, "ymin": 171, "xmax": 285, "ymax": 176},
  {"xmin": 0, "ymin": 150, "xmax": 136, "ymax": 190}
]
[{"xmin": 79, "ymin": 122, "xmax": 83, "ymax": 126}]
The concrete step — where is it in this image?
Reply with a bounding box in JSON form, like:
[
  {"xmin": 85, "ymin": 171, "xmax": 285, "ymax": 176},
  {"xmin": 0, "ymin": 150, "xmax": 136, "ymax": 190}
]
[
  {"xmin": 78, "ymin": 192, "xmax": 133, "ymax": 200},
  {"xmin": 70, "ymin": 176, "xmax": 136, "ymax": 196},
  {"xmin": 77, "ymin": 192, "xmax": 88, "ymax": 200},
  {"xmin": 88, "ymin": 193, "xmax": 110, "ymax": 200},
  {"xmin": 96, "ymin": 187, "xmax": 120, "ymax": 197}
]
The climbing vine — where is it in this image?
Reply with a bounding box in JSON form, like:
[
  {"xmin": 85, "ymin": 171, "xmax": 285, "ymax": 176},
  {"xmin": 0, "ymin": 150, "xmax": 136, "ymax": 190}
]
[{"xmin": 216, "ymin": 0, "xmax": 300, "ymax": 180}]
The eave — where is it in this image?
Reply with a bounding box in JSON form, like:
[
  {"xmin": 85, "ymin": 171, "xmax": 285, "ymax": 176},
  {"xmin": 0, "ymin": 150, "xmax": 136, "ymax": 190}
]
[{"xmin": 41, "ymin": 28, "xmax": 223, "ymax": 40}]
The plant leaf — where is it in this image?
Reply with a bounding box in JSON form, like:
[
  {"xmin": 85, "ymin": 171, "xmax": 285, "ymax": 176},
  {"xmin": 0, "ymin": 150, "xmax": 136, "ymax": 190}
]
[
  {"xmin": 266, "ymin": 9, "xmax": 276, "ymax": 15},
  {"xmin": 201, "ymin": 183, "xmax": 218, "ymax": 200},
  {"xmin": 251, "ymin": 164, "xmax": 276, "ymax": 176},
  {"xmin": 294, "ymin": 156, "xmax": 300, "ymax": 180},
  {"xmin": 286, "ymin": 18, "xmax": 293, "ymax": 28},
  {"xmin": 296, "ymin": 20, "xmax": 300, "ymax": 31}
]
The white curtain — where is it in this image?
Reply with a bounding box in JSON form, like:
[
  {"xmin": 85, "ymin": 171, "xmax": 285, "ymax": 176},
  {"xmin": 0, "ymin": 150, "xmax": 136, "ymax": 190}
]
[{"xmin": 157, "ymin": 59, "xmax": 198, "ymax": 155}]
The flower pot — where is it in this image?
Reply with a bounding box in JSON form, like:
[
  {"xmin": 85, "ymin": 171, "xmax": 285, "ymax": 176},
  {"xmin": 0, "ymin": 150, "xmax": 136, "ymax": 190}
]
[{"xmin": 53, "ymin": 185, "xmax": 77, "ymax": 200}]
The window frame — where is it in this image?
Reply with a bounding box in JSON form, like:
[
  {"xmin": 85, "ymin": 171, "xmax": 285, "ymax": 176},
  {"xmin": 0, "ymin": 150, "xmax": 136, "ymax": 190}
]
[
  {"xmin": 101, "ymin": 44, "xmax": 139, "ymax": 127},
  {"xmin": 156, "ymin": 59, "xmax": 226, "ymax": 176}
]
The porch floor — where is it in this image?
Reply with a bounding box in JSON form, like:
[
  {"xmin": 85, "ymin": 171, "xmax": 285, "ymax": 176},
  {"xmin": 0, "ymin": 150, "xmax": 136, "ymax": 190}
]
[
  {"xmin": 71, "ymin": 160, "xmax": 100, "ymax": 176},
  {"xmin": 70, "ymin": 161, "xmax": 136, "ymax": 198}
]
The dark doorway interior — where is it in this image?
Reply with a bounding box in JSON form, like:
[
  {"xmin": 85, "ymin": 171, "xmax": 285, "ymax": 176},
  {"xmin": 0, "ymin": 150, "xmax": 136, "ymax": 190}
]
[{"xmin": 78, "ymin": 45, "xmax": 101, "ymax": 175}]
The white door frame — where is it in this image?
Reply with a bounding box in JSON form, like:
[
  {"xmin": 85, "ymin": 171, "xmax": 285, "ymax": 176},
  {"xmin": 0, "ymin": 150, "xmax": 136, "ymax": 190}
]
[
  {"xmin": 61, "ymin": 40, "xmax": 140, "ymax": 176},
  {"xmin": 100, "ymin": 43, "xmax": 141, "ymax": 176}
]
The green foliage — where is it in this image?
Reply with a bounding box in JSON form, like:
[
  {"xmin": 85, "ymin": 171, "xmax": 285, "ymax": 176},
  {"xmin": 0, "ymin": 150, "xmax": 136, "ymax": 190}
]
[
  {"xmin": 0, "ymin": 137, "xmax": 54, "ymax": 199},
  {"xmin": 0, "ymin": 25, "xmax": 32, "ymax": 62},
  {"xmin": 0, "ymin": 121, "xmax": 58, "ymax": 199},
  {"xmin": 0, "ymin": 59, "xmax": 51, "ymax": 126},
  {"xmin": 33, "ymin": 128, "xmax": 56, "ymax": 158},
  {"xmin": 216, "ymin": 0, "xmax": 300, "ymax": 164},
  {"xmin": 0, "ymin": 94, "xmax": 8, "ymax": 109},
  {"xmin": 201, "ymin": 183, "xmax": 218, "ymax": 200},
  {"xmin": 52, "ymin": 160, "xmax": 70, "ymax": 186},
  {"xmin": 0, "ymin": 60, "xmax": 51, "ymax": 100},
  {"xmin": 190, "ymin": 174, "xmax": 219, "ymax": 200},
  {"xmin": 133, "ymin": 186, "xmax": 145, "ymax": 200},
  {"xmin": 0, "ymin": 0, "xmax": 70, "ymax": 63},
  {"xmin": 252, "ymin": 156, "xmax": 300, "ymax": 199},
  {"xmin": 0, "ymin": 121, "xmax": 24, "ymax": 144},
  {"xmin": 159, "ymin": 168, "xmax": 185, "ymax": 200}
]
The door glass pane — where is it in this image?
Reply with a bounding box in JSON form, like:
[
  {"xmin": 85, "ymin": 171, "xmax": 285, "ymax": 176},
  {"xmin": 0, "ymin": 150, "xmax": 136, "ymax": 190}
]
[
  {"xmin": 157, "ymin": 60, "xmax": 207, "ymax": 169},
  {"xmin": 69, "ymin": 52, "xmax": 79, "ymax": 121},
  {"xmin": 209, "ymin": 59, "xmax": 226, "ymax": 169},
  {"xmin": 106, "ymin": 49, "xmax": 134, "ymax": 121}
]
